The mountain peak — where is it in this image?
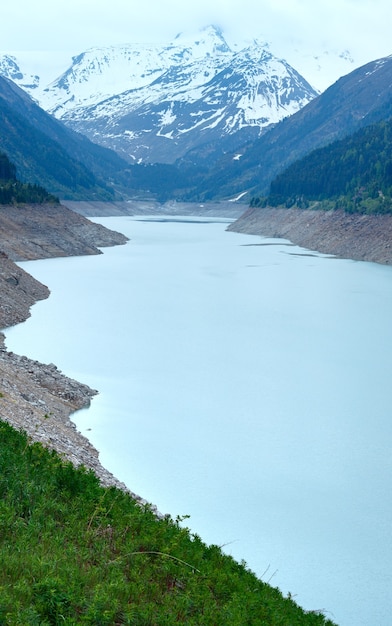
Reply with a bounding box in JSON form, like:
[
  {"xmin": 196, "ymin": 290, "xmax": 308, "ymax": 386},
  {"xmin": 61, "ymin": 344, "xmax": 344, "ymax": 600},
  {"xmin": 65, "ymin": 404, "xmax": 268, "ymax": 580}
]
[
  {"xmin": 30, "ymin": 35, "xmax": 316, "ymax": 165},
  {"xmin": 171, "ymin": 24, "xmax": 231, "ymax": 55},
  {"xmin": 0, "ymin": 54, "xmax": 39, "ymax": 90},
  {"xmin": 1, "ymin": 28, "xmax": 318, "ymax": 168}
]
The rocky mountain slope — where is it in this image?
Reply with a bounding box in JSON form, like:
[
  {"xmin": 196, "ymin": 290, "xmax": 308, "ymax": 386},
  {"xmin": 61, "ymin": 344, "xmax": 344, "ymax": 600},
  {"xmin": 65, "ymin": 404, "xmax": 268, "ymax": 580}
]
[
  {"xmin": 0, "ymin": 75, "xmax": 131, "ymax": 199},
  {"xmin": 1, "ymin": 32, "xmax": 391, "ymax": 206},
  {"xmin": 190, "ymin": 53, "xmax": 392, "ymax": 200},
  {"xmin": 1, "ymin": 27, "xmax": 318, "ymax": 165},
  {"xmin": 1, "ymin": 26, "xmax": 386, "ymax": 205}
]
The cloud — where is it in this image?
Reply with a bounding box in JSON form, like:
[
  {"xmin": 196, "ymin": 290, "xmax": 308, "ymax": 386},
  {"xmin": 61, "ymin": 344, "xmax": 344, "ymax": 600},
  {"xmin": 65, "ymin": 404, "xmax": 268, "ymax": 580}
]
[{"xmin": 1, "ymin": 0, "xmax": 391, "ymax": 73}]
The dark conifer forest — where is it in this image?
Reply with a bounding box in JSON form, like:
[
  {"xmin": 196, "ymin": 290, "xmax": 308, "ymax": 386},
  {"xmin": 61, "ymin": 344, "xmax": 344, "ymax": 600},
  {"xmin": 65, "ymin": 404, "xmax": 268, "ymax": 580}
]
[
  {"xmin": 251, "ymin": 118, "xmax": 392, "ymax": 214},
  {"xmin": 0, "ymin": 151, "xmax": 59, "ymax": 204}
]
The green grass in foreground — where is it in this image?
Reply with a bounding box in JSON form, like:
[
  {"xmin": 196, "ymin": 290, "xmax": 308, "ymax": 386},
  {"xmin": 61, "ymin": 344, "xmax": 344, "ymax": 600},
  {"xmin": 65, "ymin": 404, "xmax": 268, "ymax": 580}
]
[{"xmin": 0, "ymin": 420, "xmax": 337, "ymax": 625}]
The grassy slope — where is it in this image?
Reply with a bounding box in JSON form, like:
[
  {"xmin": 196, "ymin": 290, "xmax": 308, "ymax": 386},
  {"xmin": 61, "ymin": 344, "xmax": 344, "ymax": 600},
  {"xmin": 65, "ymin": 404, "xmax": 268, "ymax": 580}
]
[{"xmin": 0, "ymin": 420, "xmax": 337, "ymax": 625}]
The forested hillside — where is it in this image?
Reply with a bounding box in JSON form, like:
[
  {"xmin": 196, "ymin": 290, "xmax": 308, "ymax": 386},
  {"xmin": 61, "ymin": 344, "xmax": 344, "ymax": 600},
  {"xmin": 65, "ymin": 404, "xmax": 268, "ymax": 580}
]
[
  {"xmin": 186, "ymin": 55, "xmax": 392, "ymax": 201},
  {"xmin": 251, "ymin": 118, "xmax": 392, "ymax": 214},
  {"xmin": 0, "ymin": 76, "xmax": 128, "ymax": 200},
  {"xmin": 0, "ymin": 151, "xmax": 58, "ymax": 204}
]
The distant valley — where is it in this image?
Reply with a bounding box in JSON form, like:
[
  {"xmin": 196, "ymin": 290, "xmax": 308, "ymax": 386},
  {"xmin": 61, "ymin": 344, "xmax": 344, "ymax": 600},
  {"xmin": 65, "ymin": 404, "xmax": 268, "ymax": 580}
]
[
  {"xmin": 0, "ymin": 26, "xmax": 391, "ymax": 206},
  {"xmin": 1, "ymin": 26, "xmax": 318, "ymax": 166}
]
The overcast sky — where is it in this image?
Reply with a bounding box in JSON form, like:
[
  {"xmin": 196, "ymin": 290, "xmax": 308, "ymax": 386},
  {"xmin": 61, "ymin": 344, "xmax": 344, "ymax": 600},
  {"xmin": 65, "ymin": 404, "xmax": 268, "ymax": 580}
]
[{"xmin": 1, "ymin": 0, "xmax": 391, "ymax": 88}]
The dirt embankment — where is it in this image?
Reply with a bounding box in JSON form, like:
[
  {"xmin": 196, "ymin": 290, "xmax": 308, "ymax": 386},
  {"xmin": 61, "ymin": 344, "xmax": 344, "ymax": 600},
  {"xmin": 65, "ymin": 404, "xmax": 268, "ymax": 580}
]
[
  {"xmin": 0, "ymin": 203, "xmax": 128, "ymax": 329},
  {"xmin": 0, "ymin": 203, "xmax": 158, "ymax": 510},
  {"xmin": 0, "ymin": 202, "xmax": 128, "ymax": 261},
  {"xmin": 227, "ymin": 207, "xmax": 392, "ymax": 265}
]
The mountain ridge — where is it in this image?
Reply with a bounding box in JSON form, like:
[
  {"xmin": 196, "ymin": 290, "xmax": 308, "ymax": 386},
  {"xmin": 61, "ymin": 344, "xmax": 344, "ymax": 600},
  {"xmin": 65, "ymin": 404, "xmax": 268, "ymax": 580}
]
[
  {"xmin": 1, "ymin": 31, "xmax": 392, "ymax": 204},
  {"xmin": 0, "ymin": 75, "xmax": 132, "ymax": 199},
  {"xmin": 188, "ymin": 53, "xmax": 392, "ymax": 200},
  {"xmin": 0, "ymin": 26, "xmax": 318, "ymax": 165}
]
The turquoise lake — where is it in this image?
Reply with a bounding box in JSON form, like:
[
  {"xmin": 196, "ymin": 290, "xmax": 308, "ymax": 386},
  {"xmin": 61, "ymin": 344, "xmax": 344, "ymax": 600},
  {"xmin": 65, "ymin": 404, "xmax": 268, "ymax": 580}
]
[{"xmin": 5, "ymin": 215, "xmax": 392, "ymax": 625}]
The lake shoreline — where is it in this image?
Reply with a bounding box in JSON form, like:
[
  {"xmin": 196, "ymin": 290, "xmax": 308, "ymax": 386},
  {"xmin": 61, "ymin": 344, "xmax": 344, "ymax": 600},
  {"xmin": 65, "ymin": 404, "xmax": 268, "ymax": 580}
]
[
  {"xmin": 2, "ymin": 200, "xmax": 391, "ymax": 509},
  {"xmin": 2, "ymin": 202, "xmax": 392, "ymax": 624},
  {"xmin": 0, "ymin": 201, "xmax": 245, "ymax": 512},
  {"xmin": 228, "ymin": 207, "xmax": 392, "ymax": 265},
  {"xmin": 0, "ymin": 203, "xmax": 161, "ymax": 513}
]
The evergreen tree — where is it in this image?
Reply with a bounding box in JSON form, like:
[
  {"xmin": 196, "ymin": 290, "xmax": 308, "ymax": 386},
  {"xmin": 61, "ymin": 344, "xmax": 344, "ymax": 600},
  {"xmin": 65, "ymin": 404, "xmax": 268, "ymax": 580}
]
[
  {"xmin": 253, "ymin": 118, "xmax": 392, "ymax": 214},
  {"xmin": 0, "ymin": 151, "xmax": 59, "ymax": 205}
]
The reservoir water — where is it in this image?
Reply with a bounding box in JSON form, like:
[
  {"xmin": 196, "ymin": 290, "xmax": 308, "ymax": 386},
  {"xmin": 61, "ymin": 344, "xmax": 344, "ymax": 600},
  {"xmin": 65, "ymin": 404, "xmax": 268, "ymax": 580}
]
[{"xmin": 4, "ymin": 215, "xmax": 392, "ymax": 625}]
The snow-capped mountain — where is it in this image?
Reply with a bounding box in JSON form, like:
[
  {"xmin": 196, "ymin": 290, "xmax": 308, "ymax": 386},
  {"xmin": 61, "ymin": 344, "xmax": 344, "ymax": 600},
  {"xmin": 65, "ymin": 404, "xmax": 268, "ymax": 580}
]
[
  {"xmin": 0, "ymin": 26, "xmax": 319, "ymax": 164},
  {"xmin": 0, "ymin": 54, "xmax": 40, "ymax": 90},
  {"xmin": 280, "ymin": 46, "xmax": 356, "ymax": 93},
  {"xmin": 42, "ymin": 27, "xmax": 232, "ymax": 115}
]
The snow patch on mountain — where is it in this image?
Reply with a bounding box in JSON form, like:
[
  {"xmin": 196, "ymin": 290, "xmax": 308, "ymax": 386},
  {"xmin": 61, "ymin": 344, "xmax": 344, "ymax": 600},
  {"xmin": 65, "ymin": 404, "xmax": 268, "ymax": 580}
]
[
  {"xmin": 0, "ymin": 26, "xmax": 322, "ymax": 164},
  {"xmin": 38, "ymin": 26, "xmax": 231, "ymax": 116},
  {"xmin": 0, "ymin": 55, "xmax": 39, "ymax": 90}
]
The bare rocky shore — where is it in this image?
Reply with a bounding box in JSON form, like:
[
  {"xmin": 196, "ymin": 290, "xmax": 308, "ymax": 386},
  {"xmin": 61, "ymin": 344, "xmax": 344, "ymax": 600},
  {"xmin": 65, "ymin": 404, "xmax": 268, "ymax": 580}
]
[
  {"xmin": 227, "ymin": 207, "xmax": 392, "ymax": 265},
  {"xmin": 0, "ymin": 200, "xmax": 242, "ymax": 514},
  {"xmin": 0, "ymin": 203, "xmax": 157, "ymax": 511},
  {"xmin": 2, "ymin": 200, "xmax": 391, "ymax": 517}
]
